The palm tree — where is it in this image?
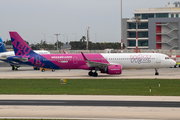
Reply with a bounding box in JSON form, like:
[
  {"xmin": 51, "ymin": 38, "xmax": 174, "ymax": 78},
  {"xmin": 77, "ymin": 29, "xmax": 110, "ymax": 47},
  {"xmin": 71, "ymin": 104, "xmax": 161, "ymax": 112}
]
[{"xmin": 80, "ymin": 36, "xmax": 86, "ymax": 42}]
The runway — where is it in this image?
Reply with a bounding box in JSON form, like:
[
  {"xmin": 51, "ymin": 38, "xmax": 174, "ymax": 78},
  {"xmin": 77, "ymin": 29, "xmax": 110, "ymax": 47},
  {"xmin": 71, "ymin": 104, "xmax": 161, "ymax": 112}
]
[
  {"xmin": 1, "ymin": 100, "xmax": 180, "ymax": 107},
  {"xmin": 1, "ymin": 95, "xmax": 180, "ymax": 119}
]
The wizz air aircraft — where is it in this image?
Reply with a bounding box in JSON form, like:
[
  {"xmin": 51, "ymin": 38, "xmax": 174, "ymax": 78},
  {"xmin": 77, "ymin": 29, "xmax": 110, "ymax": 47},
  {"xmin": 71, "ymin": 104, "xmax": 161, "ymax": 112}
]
[
  {"xmin": 7, "ymin": 32, "xmax": 176, "ymax": 77},
  {"xmin": 0, "ymin": 36, "xmax": 50, "ymax": 70}
]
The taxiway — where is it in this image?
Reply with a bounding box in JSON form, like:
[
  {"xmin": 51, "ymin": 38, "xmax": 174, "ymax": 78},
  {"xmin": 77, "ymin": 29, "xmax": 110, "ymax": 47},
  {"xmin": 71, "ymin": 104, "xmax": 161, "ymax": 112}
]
[{"xmin": 0, "ymin": 66, "xmax": 179, "ymax": 79}]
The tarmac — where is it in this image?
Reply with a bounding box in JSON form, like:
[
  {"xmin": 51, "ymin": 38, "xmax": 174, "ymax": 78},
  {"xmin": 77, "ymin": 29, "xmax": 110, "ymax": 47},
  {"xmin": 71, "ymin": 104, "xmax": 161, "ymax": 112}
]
[
  {"xmin": 0, "ymin": 66, "xmax": 179, "ymax": 79},
  {"xmin": 0, "ymin": 95, "xmax": 180, "ymax": 120}
]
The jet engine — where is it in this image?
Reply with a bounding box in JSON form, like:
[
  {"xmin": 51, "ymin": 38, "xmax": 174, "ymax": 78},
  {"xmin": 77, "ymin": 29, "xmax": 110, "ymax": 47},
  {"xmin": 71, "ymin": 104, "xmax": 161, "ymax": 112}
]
[{"xmin": 101, "ymin": 65, "xmax": 122, "ymax": 75}]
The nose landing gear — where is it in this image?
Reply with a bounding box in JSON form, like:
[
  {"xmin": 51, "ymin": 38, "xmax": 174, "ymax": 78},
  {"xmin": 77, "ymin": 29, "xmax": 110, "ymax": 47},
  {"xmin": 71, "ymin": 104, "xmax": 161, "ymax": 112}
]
[{"xmin": 155, "ymin": 68, "xmax": 159, "ymax": 75}]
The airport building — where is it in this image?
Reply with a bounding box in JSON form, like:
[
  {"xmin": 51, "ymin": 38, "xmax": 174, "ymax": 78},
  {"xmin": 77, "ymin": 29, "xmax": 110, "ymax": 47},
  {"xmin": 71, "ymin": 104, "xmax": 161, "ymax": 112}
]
[{"xmin": 123, "ymin": 2, "xmax": 180, "ymax": 50}]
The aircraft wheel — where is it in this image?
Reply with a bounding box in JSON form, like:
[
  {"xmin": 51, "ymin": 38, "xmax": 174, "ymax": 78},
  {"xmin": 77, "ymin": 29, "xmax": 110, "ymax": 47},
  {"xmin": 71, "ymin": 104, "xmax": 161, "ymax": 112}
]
[
  {"xmin": 52, "ymin": 69, "xmax": 55, "ymax": 72},
  {"xmin": 12, "ymin": 66, "xmax": 15, "ymax": 70},
  {"xmin": 34, "ymin": 67, "xmax": 40, "ymax": 70},
  {"xmin": 93, "ymin": 72, "xmax": 98, "ymax": 77},
  {"xmin": 88, "ymin": 71, "xmax": 93, "ymax": 76},
  {"xmin": 155, "ymin": 68, "xmax": 159, "ymax": 75},
  {"xmin": 41, "ymin": 69, "xmax": 45, "ymax": 72},
  {"xmin": 155, "ymin": 72, "xmax": 159, "ymax": 75}
]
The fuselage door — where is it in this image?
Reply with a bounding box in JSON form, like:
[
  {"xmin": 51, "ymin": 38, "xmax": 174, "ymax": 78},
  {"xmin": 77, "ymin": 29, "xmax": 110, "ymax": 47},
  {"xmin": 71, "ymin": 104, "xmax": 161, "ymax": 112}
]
[
  {"xmin": 36, "ymin": 55, "xmax": 41, "ymax": 62},
  {"xmin": 73, "ymin": 56, "xmax": 78, "ymax": 64},
  {"xmin": 35, "ymin": 55, "xmax": 42, "ymax": 66},
  {"xmin": 156, "ymin": 55, "xmax": 161, "ymax": 63}
]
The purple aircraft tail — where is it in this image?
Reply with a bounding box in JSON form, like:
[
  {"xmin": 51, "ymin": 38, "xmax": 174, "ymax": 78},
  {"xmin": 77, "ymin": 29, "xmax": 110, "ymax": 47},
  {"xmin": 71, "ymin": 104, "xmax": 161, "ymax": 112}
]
[{"xmin": 9, "ymin": 31, "xmax": 35, "ymax": 56}]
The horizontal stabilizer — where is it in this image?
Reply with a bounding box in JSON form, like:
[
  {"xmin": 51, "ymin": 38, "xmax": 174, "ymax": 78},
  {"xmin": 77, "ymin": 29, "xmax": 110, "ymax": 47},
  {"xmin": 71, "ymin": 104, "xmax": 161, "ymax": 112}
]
[
  {"xmin": 0, "ymin": 58, "xmax": 21, "ymax": 66},
  {"xmin": 12, "ymin": 57, "xmax": 28, "ymax": 62},
  {"xmin": 0, "ymin": 55, "xmax": 8, "ymax": 58}
]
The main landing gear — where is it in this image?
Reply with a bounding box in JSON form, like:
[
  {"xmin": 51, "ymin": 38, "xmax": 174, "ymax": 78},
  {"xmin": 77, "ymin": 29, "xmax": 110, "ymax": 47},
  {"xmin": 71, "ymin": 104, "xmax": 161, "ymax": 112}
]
[
  {"xmin": 33, "ymin": 66, "xmax": 40, "ymax": 70},
  {"xmin": 11, "ymin": 65, "xmax": 18, "ymax": 70},
  {"xmin": 155, "ymin": 68, "xmax": 159, "ymax": 75},
  {"xmin": 88, "ymin": 70, "xmax": 98, "ymax": 77}
]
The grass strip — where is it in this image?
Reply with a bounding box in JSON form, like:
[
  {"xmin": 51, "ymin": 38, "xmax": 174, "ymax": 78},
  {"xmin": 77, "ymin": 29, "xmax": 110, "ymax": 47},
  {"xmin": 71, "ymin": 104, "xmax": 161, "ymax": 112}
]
[{"xmin": 0, "ymin": 79, "xmax": 180, "ymax": 96}]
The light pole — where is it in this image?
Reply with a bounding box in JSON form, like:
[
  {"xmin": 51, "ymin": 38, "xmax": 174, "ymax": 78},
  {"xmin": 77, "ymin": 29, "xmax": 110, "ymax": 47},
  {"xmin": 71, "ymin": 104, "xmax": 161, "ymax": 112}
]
[
  {"xmin": 132, "ymin": 16, "xmax": 141, "ymax": 53},
  {"xmin": 121, "ymin": 0, "xmax": 123, "ymax": 53},
  {"xmin": 95, "ymin": 33, "xmax": 97, "ymax": 43},
  {"xmin": 61, "ymin": 34, "xmax": 66, "ymax": 44},
  {"xmin": 49, "ymin": 36, "xmax": 54, "ymax": 44},
  {"xmin": 42, "ymin": 33, "xmax": 46, "ymax": 41},
  {"xmin": 64, "ymin": 33, "xmax": 68, "ymax": 43},
  {"xmin": 54, "ymin": 34, "xmax": 60, "ymax": 50},
  {"xmin": 72, "ymin": 33, "xmax": 77, "ymax": 41},
  {"xmin": 86, "ymin": 27, "xmax": 90, "ymax": 50}
]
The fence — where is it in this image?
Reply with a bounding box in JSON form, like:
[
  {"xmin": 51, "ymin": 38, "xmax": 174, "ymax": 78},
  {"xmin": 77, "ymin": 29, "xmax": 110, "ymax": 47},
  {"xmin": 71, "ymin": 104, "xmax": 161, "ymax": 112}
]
[{"xmin": 48, "ymin": 49, "xmax": 180, "ymax": 55}]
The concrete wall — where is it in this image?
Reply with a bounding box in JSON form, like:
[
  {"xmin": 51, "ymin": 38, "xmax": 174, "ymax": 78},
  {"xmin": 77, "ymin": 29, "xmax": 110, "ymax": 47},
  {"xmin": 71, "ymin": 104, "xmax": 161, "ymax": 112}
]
[
  {"xmin": 148, "ymin": 18, "xmax": 156, "ymax": 49},
  {"xmin": 48, "ymin": 49, "xmax": 180, "ymax": 55},
  {"xmin": 49, "ymin": 50, "xmax": 106, "ymax": 54}
]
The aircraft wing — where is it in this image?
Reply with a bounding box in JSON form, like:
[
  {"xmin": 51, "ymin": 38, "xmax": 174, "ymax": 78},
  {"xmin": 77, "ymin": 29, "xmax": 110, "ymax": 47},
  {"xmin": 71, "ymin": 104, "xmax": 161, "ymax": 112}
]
[
  {"xmin": 86, "ymin": 60, "xmax": 111, "ymax": 67},
  {"xmin": 81, "ymin": 52, "xmax": 112, "ymax": 68}
]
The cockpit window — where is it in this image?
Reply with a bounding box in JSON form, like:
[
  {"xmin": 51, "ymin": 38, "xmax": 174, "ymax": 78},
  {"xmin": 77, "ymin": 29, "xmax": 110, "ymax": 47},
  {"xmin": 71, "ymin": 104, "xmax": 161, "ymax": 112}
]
[{"xmin": 165, "ymin": 57, "xmax": 170, "ymax": 59}]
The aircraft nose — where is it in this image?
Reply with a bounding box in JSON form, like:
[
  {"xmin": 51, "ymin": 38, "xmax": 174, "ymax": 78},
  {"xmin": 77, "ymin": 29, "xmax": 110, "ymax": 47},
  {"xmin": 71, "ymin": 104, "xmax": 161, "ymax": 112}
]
[{"xmin": 172, "ymin": 60, "xmax": 176, "ymax": 66}]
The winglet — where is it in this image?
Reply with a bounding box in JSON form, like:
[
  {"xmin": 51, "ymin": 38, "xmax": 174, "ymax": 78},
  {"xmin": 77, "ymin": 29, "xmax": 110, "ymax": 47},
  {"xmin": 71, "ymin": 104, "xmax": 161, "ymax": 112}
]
[
  {"xmin": 63, "ymin": 50, "xmax": 67, "ymax": 54},
  {"xmin": 81, "ymin": 52, "xmax": 89, "ymax": 61}
]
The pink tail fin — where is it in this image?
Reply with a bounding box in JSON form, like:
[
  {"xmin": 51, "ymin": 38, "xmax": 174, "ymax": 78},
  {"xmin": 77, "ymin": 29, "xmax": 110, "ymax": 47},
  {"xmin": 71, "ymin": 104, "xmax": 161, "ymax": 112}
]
[{"xmin": 9, "ymin": 31, "xmax": 35, "ymax": 56}]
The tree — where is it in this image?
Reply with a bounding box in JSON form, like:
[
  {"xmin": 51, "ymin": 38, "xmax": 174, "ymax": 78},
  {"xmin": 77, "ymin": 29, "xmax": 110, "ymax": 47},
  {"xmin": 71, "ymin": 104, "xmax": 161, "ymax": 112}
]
[
  {"xmin": 54, "ymin": 41, "xmax": 63, "ymax": 49},
  {"xmin": 70, "ymin": 41, "xmax": 86, "ymax": 50},
  {"xmin": 4, "ymin": 39, "xmax": 29, "ymax": 45},
  {"xmin": 4, "ymin": 40, "xmax": 12, "ymax": 45},
  {"xmin": 80, "ymin": 36, "xmax": 86, "ymax": 42}
]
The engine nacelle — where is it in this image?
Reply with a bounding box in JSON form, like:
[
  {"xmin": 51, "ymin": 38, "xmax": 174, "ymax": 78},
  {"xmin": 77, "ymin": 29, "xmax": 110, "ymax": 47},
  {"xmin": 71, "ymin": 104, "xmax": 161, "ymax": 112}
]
[{"xmin": 101, "ymin": 65, "xmax": 122, "ymax": 75}]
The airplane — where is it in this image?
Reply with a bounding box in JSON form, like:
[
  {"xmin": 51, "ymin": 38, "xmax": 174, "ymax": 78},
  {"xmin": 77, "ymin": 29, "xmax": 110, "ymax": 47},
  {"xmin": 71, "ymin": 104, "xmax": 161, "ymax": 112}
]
[
  {"xmin": 7, "ymin": 31, "xmax": 176, "ymax": 77},
  {"xmin": 0, "ymin": 36, "xmax": 50, "ymax": 70},
  {"xmin": 0, "ymin": 37, "xmax": 7, "ymax": 52}
]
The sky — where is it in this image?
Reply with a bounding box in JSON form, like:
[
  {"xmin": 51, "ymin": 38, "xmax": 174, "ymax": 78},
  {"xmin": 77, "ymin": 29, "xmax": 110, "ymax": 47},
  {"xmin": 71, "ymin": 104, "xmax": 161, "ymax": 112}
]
[{"xmin": 0, "ymin": 0, "xmax": 178, "ymax": 44}]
